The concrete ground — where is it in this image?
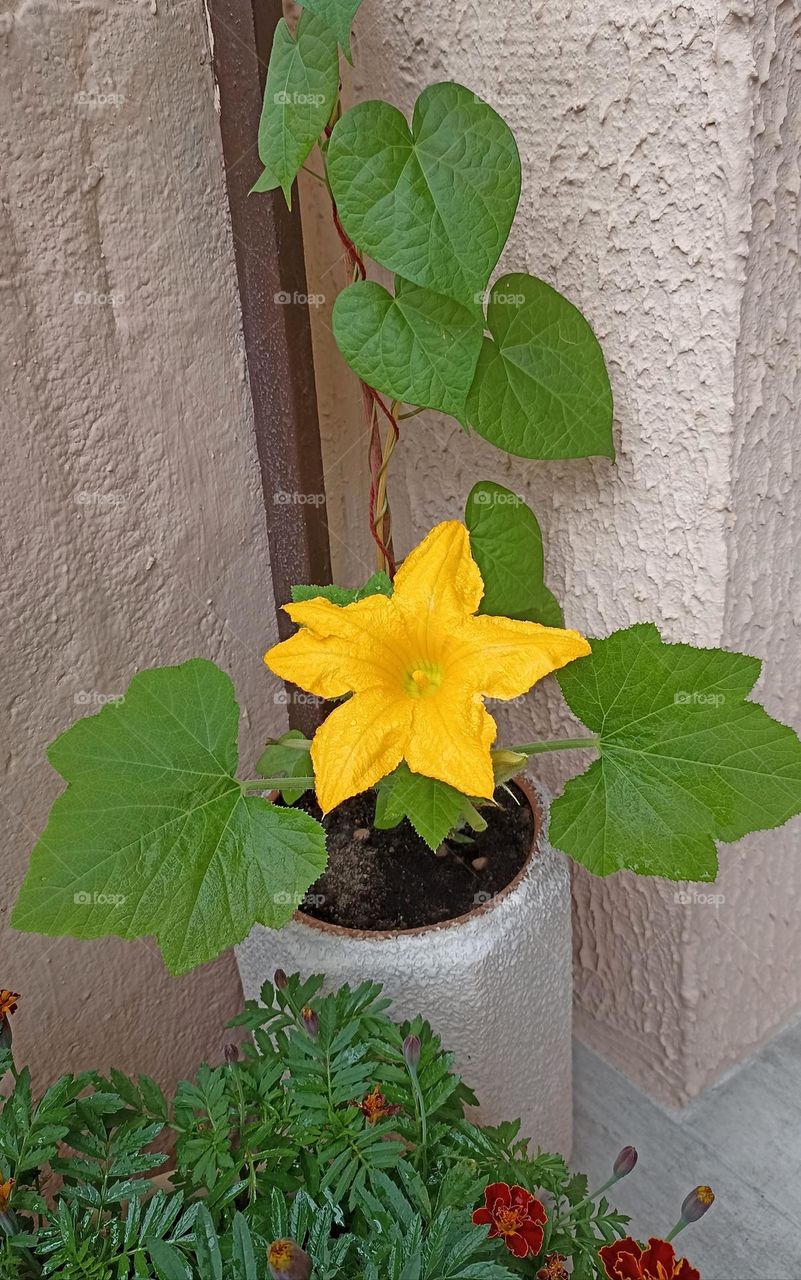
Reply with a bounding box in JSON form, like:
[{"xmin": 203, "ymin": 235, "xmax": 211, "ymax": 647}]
[{"xmin": 572, "ymin": 1019, "xmax": 801, "ymax": 1279}]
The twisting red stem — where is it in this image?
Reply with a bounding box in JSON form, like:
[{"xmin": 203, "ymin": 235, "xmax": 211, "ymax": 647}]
[{"xmin": 326, "ymin": 183, "xmax": 399, "ymax": 574}]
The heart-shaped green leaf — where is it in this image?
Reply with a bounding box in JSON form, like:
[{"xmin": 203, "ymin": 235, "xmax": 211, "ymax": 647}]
[
  {"xmin": 300, "ymin": 0, "xmax": 364, "ymax": 60},
  {"xmin": 466, "ymin": 481, "xmax": 564, "ymax": 626},
  {"xmin": 332, "ymin": 277, "xmax": 484, "ymax": 420},
  {"xmin": 12, "ymin": 659, "xmax": 327, "ymax": 974},
  {"xmin": 254, "ymin": 12, "xmax": 340, "ymax": 205},
  {"xmin": 327, "ymin": 83, "xmax": 520, "ymax": 308},
  {"xmin": 465, "ymin": 273, "xmax": 614, "ymax": 459},
  {"xmin": 551, "ymin": 624, "xmax": 801, "ymax": 880}
]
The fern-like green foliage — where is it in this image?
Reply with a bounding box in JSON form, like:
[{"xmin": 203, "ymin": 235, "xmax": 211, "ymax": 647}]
[{"xmin": 0, "ymin": 974, "xmax": 642, "ymax": 1279}]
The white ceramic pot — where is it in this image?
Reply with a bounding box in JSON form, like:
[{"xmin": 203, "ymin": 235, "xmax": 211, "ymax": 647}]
[{"xmin": 235, "ymin": 779, "xmax": 573, "ymax": 1155}]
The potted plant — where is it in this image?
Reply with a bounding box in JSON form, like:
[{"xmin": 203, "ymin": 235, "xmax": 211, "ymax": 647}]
[
  {"xmin": 0, "ymin": 979, "xmax": 714, "ymax": 1278},
  {"xmin": 11, "ymin": 0, "xmax": 801, "ymax": 1147}
]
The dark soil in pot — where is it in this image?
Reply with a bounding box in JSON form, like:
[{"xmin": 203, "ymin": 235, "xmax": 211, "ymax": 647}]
[{"xmin": 293, "ymin": 782, "xmax": 535, "ymax": 932}]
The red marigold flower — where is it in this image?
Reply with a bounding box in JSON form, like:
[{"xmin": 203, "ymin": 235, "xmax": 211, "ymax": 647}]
[
  {"xmin": 537, "ymin": 1252, "xmax": 569, "ymax": 1280},
  {"xmin": 0, "ymin": 1179, "xmax": 13, "ymax": 1214},
  {"xmin": 599, "ymin": 1236, "xmax": 700, "ymax": 1280},
  {"xmin": 472, "ymin": 1182, "xmax": 547, "ymax": 1259}
]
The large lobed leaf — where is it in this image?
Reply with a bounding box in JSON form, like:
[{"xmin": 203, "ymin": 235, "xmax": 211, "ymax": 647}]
[
  {"xmin": 327, "ymin": 82, "xmax": 521, "ymax": 310},
  {"xmin": 466, "ymin": 481, "xmax": 564, "ymax": 627},
  {"xmin": 465, "ymin": 272, "xmax": 614, "ymax": 459},
  {"xmin": 12, "ymin": 660, "xmax": 327, "ymax": 974},
  {"xmin": 551, "ymin": 624, "xmax": 801, "ymax": 880},
  {"xmin": 254, "ymin": 11, "xmax": 340, "ymax": 204}
]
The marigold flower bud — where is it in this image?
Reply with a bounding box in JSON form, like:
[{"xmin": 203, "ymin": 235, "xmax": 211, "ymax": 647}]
[
  {"xmin": 403, "ymin": 1034, "xmax": 421, "ymax": 1069},
  {"xmin": 301, "ymin": 1007, "xmax": 319, "ymax": 1039},
  {"xmin": 224, "ymin": 1042, "xmax": 239, "ymax": 1064},
  {"xmin": 274, "ymin": 968, "xmax": 288, "ymax": 990},
  {"xmin": 267, "ymin": 1238, "xmax": 312, "ymax": 1280},
  {"xmin": 613, "ymin": 1145, "xmax": 638, "ymax": 1178},
  {"xmin": 681, "ymin": 1185, "xmax": 715, "ymax": 1223}
]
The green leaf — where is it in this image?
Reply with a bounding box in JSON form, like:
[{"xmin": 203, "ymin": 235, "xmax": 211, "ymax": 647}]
[
  {"xmin": 256, "ymin": 730, "xmax": 313, "ymax": 805},
  {"xmin": 374, "ymin": 765, "xmax": 474, "ymax": 850},
  {"xmin": 327, "ymin": 83, "xmax": 520, "ymax": 309},
  {"xmin": 465, "ymin": 273, "xmax": 614, "ymax": 459},
  {"xmin": 332, "ymin": 277, "xmax": 483, "ymax": 420},
  {"xmin": 255, "ymin": 12, "xmax": 340, "ymax": 204},
  {"xmin": 193, "ymin": 1205, "xmax": 223, "ymax": 1280},
  {"xmin": 300, "ymin": 0, "xmax": 363, "ymax": 60},
  {"xmin": 291, "ymin": 571, "xmax": 393, "ymax": 605},
  {"xmin": 551, "ymin": 624, "xmax": 801, "ymax": 880},
  {"xmin": 12, "ymin": 660, "xmax": 327, "ymax": 974},
  {"xmin": 148, "ymin": 1241, "xmax": 192, "ymax": 1280},
  {"xmin": 231, "ymin": 1213, "xmax": 257, "ymax": 1280},
  {"xmin": 466, "ymin": 481, "xmax": 564, "ymax": 626}
]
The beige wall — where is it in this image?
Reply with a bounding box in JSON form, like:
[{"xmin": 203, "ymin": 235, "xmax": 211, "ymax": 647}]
[
  {"xmin": 302, "ymin": 0, "xmax": 801, "ymax": 1103},
  {"xmin": 1, "ymin": 0, "xmax": 286, "ymax": 1089}
]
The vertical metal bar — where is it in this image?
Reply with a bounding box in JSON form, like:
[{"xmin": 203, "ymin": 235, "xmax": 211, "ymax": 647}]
[{"xmin": 206, "ymin": 0, "xmax": 333, "ymax": 734}]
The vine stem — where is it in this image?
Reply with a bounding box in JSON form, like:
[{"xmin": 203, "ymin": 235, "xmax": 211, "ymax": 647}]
[
  {"xmin": 510, "ymin": 736, "xmax": 600, "ymax": 755},
  {"xmin": 324, "ymin": 128, "xmax": 400, "ymax": 576}
]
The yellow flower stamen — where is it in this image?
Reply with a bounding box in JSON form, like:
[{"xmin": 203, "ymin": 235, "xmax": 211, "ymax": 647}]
[{"xmin": 406, "ymin": 665, "xmax": 442, "ymax": 696}]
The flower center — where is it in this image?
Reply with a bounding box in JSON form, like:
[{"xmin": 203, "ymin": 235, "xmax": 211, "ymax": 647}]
[
  {"xmin": 405, "ymin": 663, "xmax": 443, "ymax": 697},
  {"xmin": 495, "ymin": 1206, "xmax": 525, "ymax": 1236}
]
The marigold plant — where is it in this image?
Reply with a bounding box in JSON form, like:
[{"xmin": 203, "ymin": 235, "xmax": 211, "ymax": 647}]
[{"xmin": 0, "ymin": 975, "xmax": 713, "ymax": 1279}]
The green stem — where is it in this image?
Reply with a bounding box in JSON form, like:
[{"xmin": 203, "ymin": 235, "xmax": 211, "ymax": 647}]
[
  {"xmin": 555, "ymin": 1174, "xmax": 618, "ymax": 1226},
  {"xmin": 239, "ymin": 777, "xmax": 316, "ymax": 792},
  {"xmin": 406, "ymin": 1065, "xmax": 428, "ymax": 1175},
  {"xmin": 665, "ymin": 1219, "xmax": 687, "ymax": 1244},
  {"xmin": 510, "ymin": 736, "xmax": 600, "ymax": 756}
]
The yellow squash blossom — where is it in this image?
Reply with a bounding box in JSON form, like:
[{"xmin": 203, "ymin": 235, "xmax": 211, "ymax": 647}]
[{"xmin": 264, "ymin": 521, "xmax": 590, "ymax": 812}]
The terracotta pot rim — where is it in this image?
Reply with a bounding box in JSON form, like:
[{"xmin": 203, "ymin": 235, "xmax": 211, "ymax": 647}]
[{"xmin": 289, "ymin": 775, "xmax": 543, "ymax": 942}]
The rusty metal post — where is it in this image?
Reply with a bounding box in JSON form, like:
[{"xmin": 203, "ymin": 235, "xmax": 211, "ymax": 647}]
[{"xmin": 206, "ymin": 0, "xmax": 333, "ymax": 734}]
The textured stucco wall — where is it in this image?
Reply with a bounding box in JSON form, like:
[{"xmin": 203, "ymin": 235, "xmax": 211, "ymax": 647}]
[
  {"xmin": 301, "ymin": 0, "xmax": 801, "ymax": 1102},
  {"xmin": 1, "ymin": 0, "xmax": 284, "ymax": 1088}
]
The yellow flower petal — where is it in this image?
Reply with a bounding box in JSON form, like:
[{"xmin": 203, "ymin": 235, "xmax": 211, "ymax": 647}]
[
  {"xmin": 265, "ymin": 595, "xmax": 405, "ymax": 698},
  {"xmin": 405, "ymin": 691, "xmax": 497, "ymax": 799},
  {"xmin": 393, "ymin": 522, "xmax": 484, "ymax": 629},
  {"xmin": 263, "ymin": 522, "xmax": 592, "ymax": 810},
  {"xmin": 311, "ymin": 689, "xmax": 413, "ymax": 812},
  {"xmin": 454, "ymin": 615, "xmax": 591, "ymax": 700}
]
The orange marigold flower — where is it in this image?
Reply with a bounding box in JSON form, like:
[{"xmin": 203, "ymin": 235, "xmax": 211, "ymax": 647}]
[
  {"xmin": 353, "ymin": 1084, "xmax": 402, "ymax": 1125},
  {"xmin": 0, "ymin": 992, "xmax": 19, "ymax": 1021},
  {"xmin": 472, "ymin": 1182, "xmax": 547, "ymax": 1259},
  {"xmin": 0, "ymin": 1179, "xmax": 13, "ymax": 1214},
  {"xmin": 599, "ymin": 1236, "xmax": 700, "ymax": 1280}
]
